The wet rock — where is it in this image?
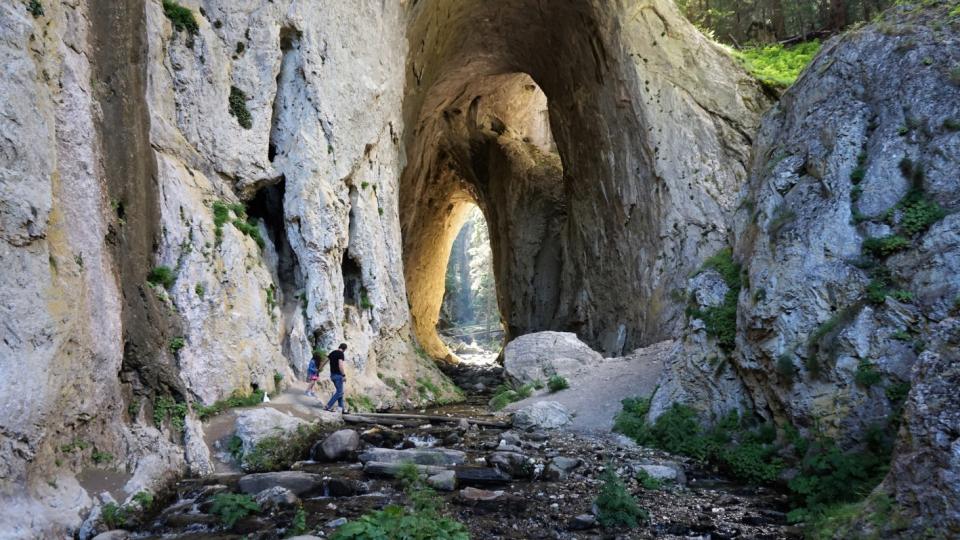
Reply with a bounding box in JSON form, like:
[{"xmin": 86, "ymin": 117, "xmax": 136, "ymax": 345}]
[
  {"xmin": 324, "ymin": 478, "xmax": 367, "ymax": 497},
  {"xmin": 313, "ymin": 429, "xmax": 360, "ymax": 461},
  {"xmin": 287, "ymin": 536, "xmax": 324, "ymax": 540},
  {"xmin": 568, "ymin": 514, "xmax": 596, "ymax": 530},
  {"xmin": 360, "ymin": 426, "xmax": 405, "ymax": 447},
  {"xmin": 326, "ymin": 517, "xmax": 348, "ymax": 528},
  {"xmin": 363, "ymin": 462, "xmax": 449, "ymax": 478},
  {"xmin": 238, "ymin": 471, "xmax": 323, "ymax": 496},
  {"xmin": 427, "ymin": 470, "xmax": 457, "ymax": 491},
  {"xmin": 545, "ymin": 456, "xmax": 581, "ymax": 481},
  {"xmin": 443, "ymin": 432, "xmax": 462, "ymax": 446},
  {"xmin": 358, "ymin": 447, "xmax": 466, "ymax": 466},
  {"xmin": 460, "ymin": 487, "xmax": 505, "ymax": 502},
  {"xmin": 513, "ymin": 401, "xmax": 571, "ymax": 430},
  {"xmin": 454, "ymin": 467, "xmax": 513, "ymax": 486},
  {"xmin": 92, "ymin": 531, "xmax": 131, "ymax": 540},
  {"xmin": 487, "ymin": 451, "xmax": 535, "ymax": 479},
  {"xmin": 503, "ymin": 332, "xmax": 602, "ymax": 384},
  {"xmin": 496, "ymin": 440, "xmax": 523, "ymax": 453},
  {"xmin": 457, "ymin": 418, "xmax": 471, "ymax": 431},
  {"xmin": 254, "ymin": 486, "xmax": 300, "ymax": 511},
  {"xmin": 500, "ymin": 432, "xmax": 522, "ymax": 446}
]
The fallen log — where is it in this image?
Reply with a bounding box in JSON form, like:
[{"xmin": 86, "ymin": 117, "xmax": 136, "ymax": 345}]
[{"xmin": 342, "ymin": 412, "xmax": 510, "ymax": 429}]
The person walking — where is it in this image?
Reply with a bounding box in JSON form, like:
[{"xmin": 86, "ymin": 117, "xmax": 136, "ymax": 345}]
[
  {"xmin": 323, "ymin": 343, "xmax": 349, "ymax": 413},
  {"xmin": 303, "ymin": 348, "xmax": 322, "ymax": 397}
]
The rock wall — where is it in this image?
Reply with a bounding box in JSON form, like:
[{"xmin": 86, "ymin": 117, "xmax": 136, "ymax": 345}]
[{"xmin": 400, "ymin": 0, "xmax": 770, "ymax": 358}]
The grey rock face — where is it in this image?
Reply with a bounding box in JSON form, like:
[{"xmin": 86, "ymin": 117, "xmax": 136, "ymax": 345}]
[
  {"xmin": 503, "ymin": 332, "xmax": 603, "ymax": 384},
  {"xmin": 487, "ymin": 451, "xmax": 535, "ymax": 479},
  {"xmin": 513, "ymin": 401, "xmax": 572, "ymax": 430}
]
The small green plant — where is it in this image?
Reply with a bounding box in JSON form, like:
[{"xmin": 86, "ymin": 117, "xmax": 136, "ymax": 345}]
[
  {"xmin": 162, "ymin": 0, "xmax": 199, "ymax": 34},
  {"xmin": 890, "ymin": 329, "xmax": 910, "ymax": 341},
  {"xmin": 805, "ymin": 304, "xmax": 862, "ymax": 375},
  {"xmin": 687, "ymin": 248, "xmax": 741, "ymax": 351},
  {"xmin": 898, "ymin": 190, "xmax": 945, "ymax": 236},
  {"xmin": 132, "ymin": 491, "xmax": 154, "ymax": 510},
  {"xmin": 91, "ymin": 450, "xmax": 113, "ymax": 464},
  {"xmin": 891, "ymin": 289, "xmax": 913, "ymax": 302},
  {"xmin": 333, "ymin": 462, "xmax": 468, "ymax": 539},
  {"xmin": 547, "ymin": 375, "xmax": 569, "ymax": 392},
  {"xmin": 359, "ymin": 287, "xmax": 374, "ymax": 310},
  {"xmin": 944, "ymin": 118, "xmax": 960, "ymax": 131},
  {"xmin": 244, "ymin": 423, "xmax": 323, "ymax": 472},
  {"xmin": 153, "ymin": 395, "xmax": 188, "ymax": 432},
  {"xmin": 60, "ymin": 439, "xmax": 90, "ymax": 453},
  {"xmin": 194, "ymin": 283, "xmax": 204, "ymax": 298},
  {"xmin": 227, "ymin": 435, "xmax": 244, "ymax": 460},
  {"xmin": 147, "ymin": 266, "xmax": 175, "ymax": 289},
  {"xmin": 635, "ymin": 468, "xmax": 664, "ymax": 490},
  {"xmin": 228, "ymin": 86, "xmax": 253, "ymax": 129},
  {"xmin": 885, "ymin": 381, "xmax": 910, "ymax": 405},
  {"xmin": 169, "ymin": 336, "xmax": 185, "ymax": 353},
  {"xmin": 101, "ymin": 502, "xmax": 128, "ymax": 529},
  {"xmin": 950, "ymin": 66, "xmax": 960, "ymax": 86},
  {"xmin": 273, "ymin": 371, "xmax": 283, "ymax": 388},
  {"xmin": 897, "ymin": 125, "xmax": 910, "ymax": 136},
  {"xmin": 27, "ymin": 0, "xmax": 43, "ymax": 17},
  {"xmin": 287, "ymin": 507, "xmax": 307, "ymax": 537},
  {"xmin": 531, "ymin": 379, "xmax": 545, "ymax": 390},
  {"xmin": 595, "ymin": 468, "xmax": 647, "ymax": 529},
  {"xmin": 854, "ymin": 361, "xmax": 882, "ymax": 388},
  {"xmin": 776, "ymin": 354, "xmax": 797, "ymax": 383},
  {"xmin": 862, "ymin": 235, "xmax": 909, "ymax": 258},
  {"xmin": 489, "ymin": 381, "xmax": 535, "ymax": 410},
  {"xmin": 195, "ymin": 389, "xmax": 266, "ymax": 420},
  {"xmin": 210, "ymin": 493, "xmax": 260, "ymax": 528}
]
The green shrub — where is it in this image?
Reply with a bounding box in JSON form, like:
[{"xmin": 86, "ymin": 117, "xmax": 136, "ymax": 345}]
[
  {"xmin": 884, "ymin": 381, "xmax": 910, "ymax": 405},
  {"xmin": 359, "ymin": 287, "xmax": 374, "ymax": 310},
  {"xmin": 776, "ymin": 354, "xmax": 797, "ymax": 383},
  {"xmin": 27, "ymin": 0, "xmax": 43, "ymax": 17},
  {"xmin": 153, "ymin": 395, "xmax": 188, "ymax": 432},
  {"xmin": 169, "ymin": 336, "xmax": 185, "ymax": 353},
  {"xmin": 854, "ymin": 361, "xmax": 882, "ymax": 388},
  {"xmin": 547, "ymin": 375, "xmax": 569, "ymax": 392},
  {"xmin": 287, "ymin": 507, "xmax": 307, "ymax": 537},
  {"xmin": 595, "ymin": 469, "xmax": 647, "ymax": 529},
  {"xmin": 132, "ymin": 491, "xmax": 154, "ymax": 510},
  {"xmin": 613, "ymin": 396, "xmax": 652, "ymax": 443},
  {"xmin": 688, "ymin": 248, "xmax": 741, "ymax": 351},
  {"xmin": 91, "ymin": 450, "xmax": 113, "ymax": 464},
  {"xmin": 162, "ymin": 0, "xmax": 199, "ymax": 34},
  {"xmin": 147, "ymin": 266, "xmax": 175, "ymax": 289},
  {"xmin": 898, "ymin": 191, "xmax": 945, "ymax": 236},
  {"xmin": 489, "ymin": 381, "xmax": 535, "ymax": 410},
  {"xmin": 635, "ymin": 468, "xmax": 664, "ymax": 490},
  {"xmin": 850, "ymin": 167, "xmax": 866, "ymax": 184},
  {"xmin": 332, "ymin": 462, "xmax": 468, "ymax": 540},
  {"xmin": 862, "ymin": 235, "xmax": 909, "ymax": 258},
  {"xmin": 945, "ymin": 118, "xmax": 960, "ymax": 131},
  {"xmin": 210, "ymin": 493, "xmax": 260, "ymax": 528},
  {"xmin": 101, "ymin": 503, "xmax": 128, "ymax": 529},
  {"xmin": 732, "ymin": 40, "xmax": 821, "ymax": 88},
  {"xmin": 194, "ymin": 283, "xmax": 205, "ymax": 298},
  {"xmin": 228, "ymin": 86, "xmax": 253, "ymax": 129}
]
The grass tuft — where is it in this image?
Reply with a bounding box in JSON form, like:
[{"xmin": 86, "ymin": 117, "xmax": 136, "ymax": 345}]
[{"xmin": 162, "ymin": 0, "xmax": 199, "ymax": 35}]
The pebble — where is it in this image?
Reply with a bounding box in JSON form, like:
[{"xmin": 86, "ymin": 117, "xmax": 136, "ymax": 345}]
[{"xmin": 325, "ymin": 517, "xmax": 347, "ymax": 528}]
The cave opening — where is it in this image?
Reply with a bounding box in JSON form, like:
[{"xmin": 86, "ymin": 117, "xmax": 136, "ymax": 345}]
[{"xmin": 437, "ymin": 204, "xmax": 504, "ymax": 361}]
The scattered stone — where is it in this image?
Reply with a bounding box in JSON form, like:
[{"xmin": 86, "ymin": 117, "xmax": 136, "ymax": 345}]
[
  {"xmin": 457, "ymin": 418, "xmax": 471, "ymax": 431},
  {"xmin": 92, "ymin": 532, "xmax": 131, "ymax": 540},
  {"xmin": 360, "ymin": 426, "xmax": 404, "ymax": 447},
  {"xmin": 254, "ymin": 486, "xmax": 300, "ymax": 511},
  {"xmin": 324, "ymin": 478, "xmax": 367, "ymax": 497},
  {"xmin": 513, "ymin": 401, "xmax": 572, "ymax": 430},
  {"xmin": 237, "ymin": 471, "xmax": 323, "ymax": 496},
  {"xmin": 427, "ymin": 470, "xmax": 457, "ymax": 491},
  {"xmin": 357, "ymin": 447, "xmax": 466, "ymax": 466},
  {"xmin": 363, "ymin": 462, "xmax": 449, "ymax": 478},
  {"xmin": 443, "ymin": 432, "xmax": 462, "ymax": 445},
  {"xmin": 496, "ymin": 440, "xmax": 523, "ymax": 453},
  {"xmin": 632, "ymin": 462, "xmax": 686, "ymax": 485},
  {"xmin": 325, "ymin": 517, "xmax": 348, "ymax": 528},
  {"xmin": 500, "ymin": 432, "xmax": 522, "ymax": 446},
  {"xmin": 459, "ymin": 487, "xmax": 504, "ymax": 502},
  {"xmin": 454, "ymin": 467, "xmax": 513, "ymax": 486},
  {"xmin": 545, "ymin": 456, "xmax": 581, "ymax": 481},
  {"xmin": 314, "ymin": 429, "xmax": 360, "ymax": 461},
  {"xmin": 568, "ymin": 514, "xmax": 596, "ymax": 530}
]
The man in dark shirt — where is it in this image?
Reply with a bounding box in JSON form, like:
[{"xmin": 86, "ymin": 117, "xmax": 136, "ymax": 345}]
[{"xmin": 323, "ymin": 343, "xmax": 349, "ymax": 412}]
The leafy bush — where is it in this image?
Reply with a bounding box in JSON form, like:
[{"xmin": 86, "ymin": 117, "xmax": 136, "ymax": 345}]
[
  {"xmin": 194, "ymin": 283, "xmax": 205, "ymax": 298},
  {"xmin": 210, "ymin": 493, "xmax": 260, "ymax": 528},
  {"xmin": 232, "ymin": 217, "xmax": 264, "ymax": 247},
  {"xmin": 547, "ymin": 375, "xmax": 569, "ymax": 392},
  {"xmin": 101, "ymin": 503, "xmax": 128, "ymax": 529},
  {"xmin": 147, "ymin": 266, "xmax": 175, "ymax": 289},
  {"xmin": 228, "ymin": 86, "xmax": 253, "ymax": 129},
  {"xmin": 91, "ymin": 450, "xmax": 113, "ymax": 464},
  {"xmin": 732, "ymin": 40, "xmax": 822, "ymax": 88},
  {"xmin": 162, "ymin": 0, "xmax": 199, "ymax": 34},
  {"xmin": 898, "ymin": 190, "xmax": 945, "ymax": 236},
  {"xmin": 862, "ymin": 235, "xmax": 910, "ymax": 258},
  {"xmin": 287, "ymin": 507, "xmax": 308, "ymax": 536},
  {"xmin": 635, "ymin": 468, "xmax": 663, "ymax": 490},
  {"xmin": 595, "ymin": 469, "xmax": 647, "ymax": 529},
  {"xmin": 153, "ymin": 396, "xmax": 188, "ymax": 432},
  {"xmin": 687, "ymin": 248, "xmax": 741, "ymax": 351},
  {"xmin": 945, "ymin": 118, "xmax": 960, "ymax": 131},
  {"xmin": 613, "ymin": 396, "xmax": 652, "ymax": 443},
  {"xmin": 776, "ymin": 354, "xmax": 797, "ymax": 383},
  {"xmin": 195, "ymin": 389, "xmax": 265, "ymax": 419},
  {"xmin": 884, "ymin": 381, "xmax": 910, "ymax": 405},
  {"xmin": 332, "ymin": 462, "xmax": 469, "ymax": 540},
  {"xmin": 132, "ymin": 491, "xmax": 154, "ymax": 510}
]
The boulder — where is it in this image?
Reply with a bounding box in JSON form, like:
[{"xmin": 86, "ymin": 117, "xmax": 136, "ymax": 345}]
[
  {"xmin": 91, "ymin": 532, "xmax": 131, "ymax": 540},
  {"xmin": 503, "ymin": 332, "xmax": 602, "ymax": 384},
  {"xmin": 238, "ymin": 471, "xmax": 324, "ymax": 496},
  {"xmin": 363, "ymin": 462, "xmax": 449, "ymax": 478},
  {"xmin": 360, "ymin": 426, "xmax": 404, "ymax": 447},
  {"xmin": 512, "ymin": 401, "xmax": 571, "ymax": 430},
  {"xmin": 631, "ymin": 463, "xmax": 686, "ymax": 485},
  {"xmin": 454, "ymin": 467, "xmax": 513, "ymax": 486},
  {"xmin": 314, "ymin": 429, "xmax": 360, "ymax": 461},
  {"xmin": 234, "ymin": 408, "xmax": 310, "ymax": 463},
  {"xmin": 459, "ymin": 487, "xmax": 504, "ymax": 502},
  {"xmin": 254, "ymin": 486, "xmax": 300, "ymax": 511},
  {"xmin": 545, "ymin": 456, "xmax": 581, "ymax": 481},
  {"xmin": 487, "ymin": 451, "xmax": 535, "ymax": 479},
  {"xmin": 357, "ymin": 447, "xmax": 466, "ymax": 466},
  {"xmin": 568, "ymin": 514, "xmax": 597, "ymax": 530},
  {"xmin": 427, "ymin": 470, "xmax": 457, "ymax": 491}
]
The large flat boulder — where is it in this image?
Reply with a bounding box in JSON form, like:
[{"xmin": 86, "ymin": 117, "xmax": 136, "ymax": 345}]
[
  {"xmin": 357, "ymin": 447, "xmax": 466, "ymax": 466},
  {"xmin": 238, "ymin": 471, "xmax": 324, "ymax": 496},
  {"xmin": 503, "ymin": 332, "xmax": 602, "ymax": 384},
  {"xmin": 235, "ymin": 408, "xmax": 310, "ymax": 458},
  {"xmin": 512, "ymin": 401, "xmax": 571, "ymax": 430}
]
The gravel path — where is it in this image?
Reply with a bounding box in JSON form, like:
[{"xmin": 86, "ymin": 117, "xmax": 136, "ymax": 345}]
[{"xmin": 503, "ymin": 340, "xmax": 672, "ymax": 434}]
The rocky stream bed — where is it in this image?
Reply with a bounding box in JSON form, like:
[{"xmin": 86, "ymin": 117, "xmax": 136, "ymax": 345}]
[{"xmin": 84, "ymin": 378, "xmax": 801, "ymax": 540}]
